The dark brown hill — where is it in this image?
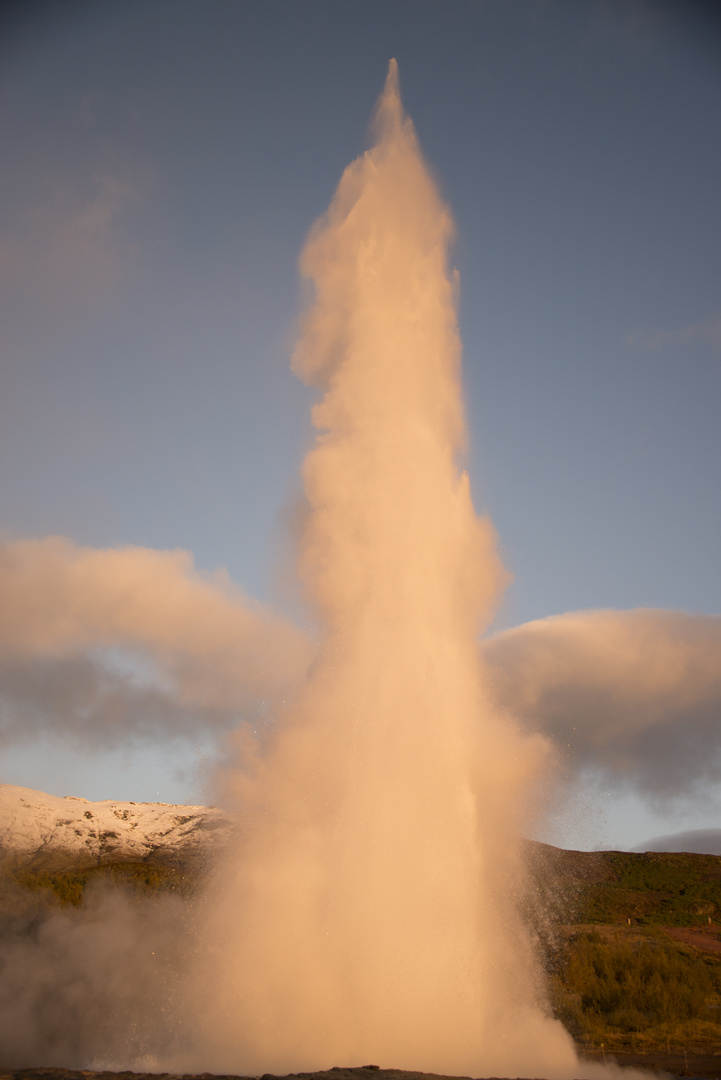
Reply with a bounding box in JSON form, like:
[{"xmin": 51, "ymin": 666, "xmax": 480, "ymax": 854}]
[{"xmin": 527, "ymin": 842, "xmax": 721, "ymax": 927}]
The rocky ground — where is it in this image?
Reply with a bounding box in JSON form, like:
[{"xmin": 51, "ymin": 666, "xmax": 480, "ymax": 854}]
[
  {"xmin": 2, "ymin": 1061, "xmax": 721, "ymax": 1080},
  {"xmin": 584, "ymin": 1050, "xmax": 721, "ymax": 1077}
]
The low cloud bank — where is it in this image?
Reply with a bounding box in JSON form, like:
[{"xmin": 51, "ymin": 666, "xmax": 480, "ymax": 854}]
[
  {"xmin": 633, "ymin": 829, "xmax": 721, "ymax": 857},
  {"xmin": 482, "ymin": 609, "xmax": 721, "ymax": 800},
  {"xmin": 0, "ymin": 537, "xmax": 313, "ymax": 747}
]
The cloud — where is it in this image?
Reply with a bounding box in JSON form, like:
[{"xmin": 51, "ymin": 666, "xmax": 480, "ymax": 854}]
[
  {"xmin": 626, "ymin": 310, "xmax": 721, "ymax": 352},
  {"xmin": 481, "ymin": 608, "xmax": 721, "ymax": 801},
  {"xmin": 633, "ymin": 828, "xmax": 721, "ymax": 856},
  {"xmin": 38, "ymin": 171, "xmax": 141, "ymax": 305},
  {"xmin": 0, "ymin": 165, "xmax": 148, "ymax": 379},
  {"xmin": 0, "ymin": 537, "xmax": 313, "ymax": 748}
]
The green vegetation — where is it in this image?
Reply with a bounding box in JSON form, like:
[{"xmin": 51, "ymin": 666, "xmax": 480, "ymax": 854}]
[
  {"xmin": 527, "ymin": 847, "xmax": 721, "ymax": 1052},
  {"xmin": 547, "ymin": 927, "xmax": 721, "ymax": 1052},
  {"xmin": 575, "ymin": 852, "xmax": 721, "ymax": 927},
  {"xmin": 528, "ymin": 844, "xmax": 721, "ymax": 927},
  {"xmin": 10, "ymin": 861, "xmax": 192, "ymax": 907}
]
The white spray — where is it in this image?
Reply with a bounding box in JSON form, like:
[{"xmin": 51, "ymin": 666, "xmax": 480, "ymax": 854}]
[{"xmin": 187, "ymin": 61, "xmax": 581, "ymax": 1077}]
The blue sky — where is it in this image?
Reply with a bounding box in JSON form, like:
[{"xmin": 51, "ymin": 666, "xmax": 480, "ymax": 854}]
[{"xmin": 1, "ymin": 0, "xmax": 719, "ymax": 849}]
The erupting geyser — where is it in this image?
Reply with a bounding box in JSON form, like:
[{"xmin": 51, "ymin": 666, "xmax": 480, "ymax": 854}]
[{"xmin": 187, "ymin": 62, "xmax": 580, "ymax": 1077}]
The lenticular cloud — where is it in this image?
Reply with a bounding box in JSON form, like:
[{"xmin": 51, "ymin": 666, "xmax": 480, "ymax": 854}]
[{"xmin": 483, "ymin": 607, "xmax": 721, "ymax": 799}]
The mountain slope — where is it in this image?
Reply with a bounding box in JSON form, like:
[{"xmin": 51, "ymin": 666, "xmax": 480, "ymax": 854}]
[
  {"xmin": 528, "ymin": 841, "xmax": 721, "ymax": 927},
  {"xmin": 0, "ymin": 784, "xmax": 232, "ymax": 871}
]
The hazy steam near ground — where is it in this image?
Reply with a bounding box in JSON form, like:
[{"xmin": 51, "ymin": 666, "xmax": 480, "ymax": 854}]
[
  {"xmin": 0, "ymin": 882, "xmax": 187, "ymax": 1069},
  {"xmin": 175, "ymin": 62, "xmax": 579, "ymax": 1078}
]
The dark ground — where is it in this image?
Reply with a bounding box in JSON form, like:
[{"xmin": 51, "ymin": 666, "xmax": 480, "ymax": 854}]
[
  {"xmin": 583, "ymin": 1051, "xmax": 721, "ymax": 1076},
  {"xmin": 2, "ymin": 1059, "xmax": 721, "ymax": 1080}
]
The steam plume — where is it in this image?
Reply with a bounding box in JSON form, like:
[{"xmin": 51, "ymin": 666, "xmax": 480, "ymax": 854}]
[{"xmin": 183, "ymin": 62, "xmax": 578, "ymax": 1076}]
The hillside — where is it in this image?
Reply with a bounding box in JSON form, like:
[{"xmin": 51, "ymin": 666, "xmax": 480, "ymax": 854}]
[
  {"xmin": 527, "ymin": 841, "xmax": 721, "ymax": 927},
  {"xmin": 525, "ymin": 843, "xmax": 721, "ymax": 1056},
  {"xmin": 1, "ymin": 785, "xmax": 720, "ymax": 1061}
]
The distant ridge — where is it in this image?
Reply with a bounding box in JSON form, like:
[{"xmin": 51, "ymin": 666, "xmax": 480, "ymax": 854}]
[
  {"xmin": 1, "ymin": 783, "xmax": 720, "ymax": 923},
  {"xmin": 0, "ymin": 783, "xmax": 233, "ymax": 872}
]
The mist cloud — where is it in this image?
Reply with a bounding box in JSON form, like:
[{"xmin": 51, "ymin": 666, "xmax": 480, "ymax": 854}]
[
  {"xmin": 0, "ymin": 168, "xmax": 145, "ymax": 333},
  {"xmin": 482, "ymin": 608, "xmax": 721, "ymax": 800},
  {"xmin": 0, "ymin": 881, "xmax": 186, "ymax": 1068},
  {"xmin": 633, "ymin": 829, "xmax": 721, "ymax": 856},
  {"xmin": 626, "ymin": 308, "xmax": 721, "ymax": 352},
  {"xmin": 0, "ymin": 536, "xmax": 313, "ymax": 748}
]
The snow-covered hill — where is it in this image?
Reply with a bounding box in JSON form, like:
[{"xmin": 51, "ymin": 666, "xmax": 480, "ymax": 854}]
[{"xmin": 0, "ymin": 784, "xmax": 233, "ymax": 871}]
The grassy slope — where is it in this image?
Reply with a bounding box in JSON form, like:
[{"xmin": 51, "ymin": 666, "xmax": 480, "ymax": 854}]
[
  {"xmin": 528, "ymin": 845, "xmax": 721, "ymax": 1052},
  {"xmin": 12, "ymin": 862, "xmax": 193, "ymax": 904}
]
